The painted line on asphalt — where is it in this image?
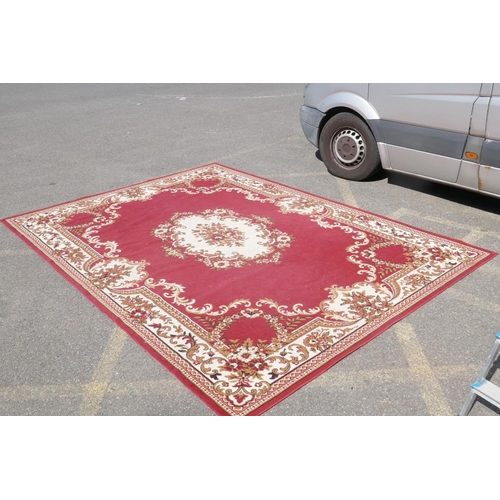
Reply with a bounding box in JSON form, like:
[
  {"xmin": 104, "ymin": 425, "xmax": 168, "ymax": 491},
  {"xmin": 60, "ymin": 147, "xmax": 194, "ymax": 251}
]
[
  {"xmin": 386, "ymin": 209, "xmax": 500, "ymax": 272},
  {"xmin": 447, "ymin": 288, "xmax": 500, "ymax": 313},
  {"xmin": 0, "ymin": 383, "xmax": 84, "ymax": 402},
  {"xmin": 312, "ymin": 366, "xmax": 417, "ymax": 387},
  {"xmin": 0, "ymin": 249, "xmax": 34, "ymax": 256},
  {"xmin": 394, "ymin": 322, "xmax": 453, "ymax": 416},
  {"xmin": 271, "ymin": 171, "xmax": 330, "ymax": 179},
  {"xmin": 211, "ymin": 136, "xmax": 303, "ymax": 163},
  {"xmin": 0, "ymin": 363, "xmax": 479, "ymax": 403},
  {"xmin": 107, "ymin": 379, "xmax": 182, "ymax": 396},
  {"xmin": 462, "ymin": 230, "xmax": 486, "ymax": 245},
  {"xmin": 393, "ymin": 208, "xmax": 500, "ymax": 240},
  {"xmin": 0, "ymin": 345, "xmax": 482, "ymax": 416},
  {"xmin": 481, "ymin": 264, "xmax": 500, "ymax": 276},
  {"xmin": 387, "ymin": 208, "xmax": 407, "ymax": 220},
  {"xmin": 135, "ymin": 93, "xmax": 302, "ymax": 101},
  {"xmin": 78, "ymin": 326, "xmax": 127, "ymax": 416},
  {"xmin": 335, "ymin": 178, "xmax": 358, "ymax": 207}
]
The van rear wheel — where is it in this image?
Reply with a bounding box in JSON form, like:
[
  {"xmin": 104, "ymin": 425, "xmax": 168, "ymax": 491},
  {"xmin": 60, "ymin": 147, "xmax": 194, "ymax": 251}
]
[{"xmin": 319, "ymin": 113, "xmax": 381, "ymax": 181}]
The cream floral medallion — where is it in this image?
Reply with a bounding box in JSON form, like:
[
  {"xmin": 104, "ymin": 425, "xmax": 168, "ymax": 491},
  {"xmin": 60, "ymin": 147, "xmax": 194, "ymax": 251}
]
[{"xmin": 153, "ymin": 208, "xmax": 293, "ymax": 270}]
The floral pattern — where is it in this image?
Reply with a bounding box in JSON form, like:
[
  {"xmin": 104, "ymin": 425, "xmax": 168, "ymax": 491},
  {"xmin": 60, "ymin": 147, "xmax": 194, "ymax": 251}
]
[
  {"xmin": 4, "ymin": 163, "xmax": 495, "ymax": 415},
  {"xmin": 153, "ymin": 208, "xmax": 293, "ymax": 270}
]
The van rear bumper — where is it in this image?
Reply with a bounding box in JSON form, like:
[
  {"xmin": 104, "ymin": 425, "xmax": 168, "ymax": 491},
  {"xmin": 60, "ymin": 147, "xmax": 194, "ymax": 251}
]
[{"xmin": 299, "ymin": 105, "xmax": 325, "ymax": 148}]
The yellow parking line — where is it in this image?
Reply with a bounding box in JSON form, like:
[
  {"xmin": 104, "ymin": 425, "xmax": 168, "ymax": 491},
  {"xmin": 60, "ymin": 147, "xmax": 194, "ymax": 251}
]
[
  {"xmin": 0, "ymin": 361, "xmax": 480, "ymax": 411},
  {"xmin": 107, "ymin": 379, "xmax": 181, "ymax": 396},
  {"xmin": 212, "ymin": 135, "xmax": 303, "ymax": 163},
  {"xmin": 312, "ymin": 367, "xmax": 414, "ymax": 387},
  {"xmin": 311, "ymin": 363, "xmax": 479, "ymax": 388},
  {"xmin": 335, "ymin": 178, "xmax": 359, "ymax": 207},
  {"xmin": 272, "ymin": 171, "xmax": 330, "ymax": 179},
  {"xmin": 447, "ymin": 288, "xmax": 500, "ymax": 314},
  {"xmin": 387, "ymin": 208, "xmax": 407, "ymax": 220},
  {"xmin": 481, "ymin": 264, "xmax": 500, "ymax": 276},
  {"xmin": 78, "ymin": 327, "xmax": 127, "ymax": 416},
  {"xmin": 395, "ymin": 322, "xmax": 453, "ymax": 416},
  {"xmin": 0, "ymin": 383, "xmax": 84, "ymax": 402},
  {"xmin": 0, "ymin": 249, "xmax": 34, "ymax": 256},
  {"xmin": 462, "ymin": 231, "xmax": 485, "ymax": 245},
  {"xmin": 396, "ymin": 208, "xmax": 500, "ymax": 240}
]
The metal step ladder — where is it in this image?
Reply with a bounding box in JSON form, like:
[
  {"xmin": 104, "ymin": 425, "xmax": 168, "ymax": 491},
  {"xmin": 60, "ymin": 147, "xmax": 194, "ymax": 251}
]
[{"xmin": 460, "ymin": 332, "xmax": 500, "ymax": 416}]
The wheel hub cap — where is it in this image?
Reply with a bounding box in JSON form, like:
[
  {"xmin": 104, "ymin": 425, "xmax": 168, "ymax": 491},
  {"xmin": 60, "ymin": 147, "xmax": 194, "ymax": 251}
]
[{"xmin": 332, "ymin": 128, "xmax": 365, "ymax": 168}]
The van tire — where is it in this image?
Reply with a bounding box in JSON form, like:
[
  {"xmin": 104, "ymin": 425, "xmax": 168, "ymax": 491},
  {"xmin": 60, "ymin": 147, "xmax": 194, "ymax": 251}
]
[{"xmin": 319, "ymin": 113, "xmax": 381, "ymax": 181}]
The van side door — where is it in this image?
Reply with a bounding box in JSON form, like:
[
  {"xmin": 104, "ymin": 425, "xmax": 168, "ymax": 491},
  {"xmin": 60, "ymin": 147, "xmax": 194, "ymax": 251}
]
[
  {"xmin": 368, "ymin": 83, "xmax": 482, "ymax": 183},
  {"xmin": 478, "ymin": 83, "xmax": 500, "ymax": 196}
]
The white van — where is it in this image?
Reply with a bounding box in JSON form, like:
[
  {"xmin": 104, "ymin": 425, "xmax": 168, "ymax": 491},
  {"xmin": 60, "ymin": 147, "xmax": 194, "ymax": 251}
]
[{"xmin": 299, "ymin": 83, "xmax": 500, "ymax": 199}]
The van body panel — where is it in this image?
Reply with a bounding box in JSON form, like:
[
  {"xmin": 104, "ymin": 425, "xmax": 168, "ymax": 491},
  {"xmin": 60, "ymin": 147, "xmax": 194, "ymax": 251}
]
[
  {"xmin": 479, "ymin": 84, "xmax": 500, "ymax": 194},
  {"xmin": 368, "ymin": 83, "xmax": 481, "ymax": 134},
  {"xmin": 480, "ymin": 140, "xmax": 500, "ymax": 169},
  {"xmin": 479, "ymin": 165, "xmax": 500, "ymax": 195},
  {"xmin": 456, "ymin": 160, "xmax": 479, "ymax": 190},
  {"xmin": 470, "ymin": 97, "xmax": 490, "ymax": 137},
  {"xmin": 299, "ymin": 105, "xmax": 325, "ymax": 147},
  {"xmin": 317, "ymin": 90, "xmax": 379, "ymax": 121},
  {"xmin": 369, "ymin": 120, "xmax": 467, "ymax": 158},
  {"xmin": 485, "ymin": 84, "xmax": 500, "ymax": 140},
  {"xmin": 300, "ymin": 82, "xmax": 500, "ymax": 199},
  {"xmin": 462, "ymin": 136, "xmax": 484, "ymax": 162},
  {"xmin": 304, "ymin": 84, "xmax": 369, "ymax": 108},
  {"xmin": 384, "ymin": 145, "xmax": 461, "ymax": 183},
  {"xmin": 304, "ymin": 84, "xmax": 377, "ymax": 121},
  {"xmin": 481, "ymin": 83, "xmax": 494, "ymax": 96}
]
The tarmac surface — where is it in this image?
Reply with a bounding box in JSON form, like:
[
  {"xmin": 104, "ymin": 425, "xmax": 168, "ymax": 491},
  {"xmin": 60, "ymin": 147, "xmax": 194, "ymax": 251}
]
[{"xmin": 1, "ymin": 83, "xmax": 499, "ymax": 416}]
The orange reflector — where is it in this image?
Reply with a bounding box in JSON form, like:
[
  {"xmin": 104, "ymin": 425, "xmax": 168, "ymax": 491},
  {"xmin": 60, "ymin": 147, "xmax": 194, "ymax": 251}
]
[{"xmin": 465, "ymin": 151, "xmax": 478, "ymax": 159}]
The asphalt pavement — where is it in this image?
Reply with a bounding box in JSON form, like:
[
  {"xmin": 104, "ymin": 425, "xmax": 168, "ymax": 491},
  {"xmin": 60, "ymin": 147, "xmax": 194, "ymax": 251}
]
[{"xmin": 1, "ymin": 83, "xmax": 499, "ymax": 416}]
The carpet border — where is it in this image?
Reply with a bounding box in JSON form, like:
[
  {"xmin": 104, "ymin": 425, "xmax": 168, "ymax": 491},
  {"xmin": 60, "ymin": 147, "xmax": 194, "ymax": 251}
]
[
  {"xmin": 213, "ymin": 163, "xmax": 499, "ymax": 258},
  {"xmin": 3, "ymin": 160, "xmax": 499, "ymax": 259},
  {"xmin": 1, "ymin": 215, "xmax": 228, "ymax": 416},
  {"xmin": 2, "ymin": 162, "xmax": 497, "ymax": 416}
]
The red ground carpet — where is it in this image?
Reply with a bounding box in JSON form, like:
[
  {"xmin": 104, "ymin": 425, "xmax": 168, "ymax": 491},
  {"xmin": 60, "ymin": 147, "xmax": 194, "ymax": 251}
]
[{"xmin": 3, "ymin": 164, "xmax": 497, "ymax": 415}]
